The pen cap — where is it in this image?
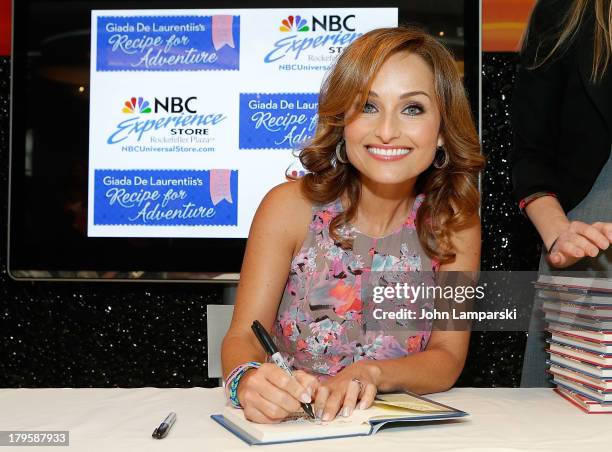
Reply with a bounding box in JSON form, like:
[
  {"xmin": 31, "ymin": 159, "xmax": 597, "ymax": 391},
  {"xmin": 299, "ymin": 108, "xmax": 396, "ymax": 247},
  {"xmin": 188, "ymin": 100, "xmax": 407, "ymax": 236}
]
[
  {"xmin": 251, "ymin": 320, "xmax": 279, "ymax": 355},
  {"xmin": 156, "ymin": 424, "xmax": 169, "ymax": 437}
]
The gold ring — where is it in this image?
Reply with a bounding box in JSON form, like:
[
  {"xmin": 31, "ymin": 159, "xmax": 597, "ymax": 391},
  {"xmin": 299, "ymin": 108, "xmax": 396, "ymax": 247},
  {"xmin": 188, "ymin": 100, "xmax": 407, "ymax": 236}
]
[{"xmin": 351, "ymin": 378, "xmax": 364, "ymax": 393}]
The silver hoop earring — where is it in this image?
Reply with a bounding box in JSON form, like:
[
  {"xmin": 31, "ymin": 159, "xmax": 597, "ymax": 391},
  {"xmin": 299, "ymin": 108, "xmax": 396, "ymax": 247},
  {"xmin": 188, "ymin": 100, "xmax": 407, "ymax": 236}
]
[
  {"xmin": 335, "ymin": 139, "xmax": 348, "ymax": 164},
  {"xmin": 433, "ymin": 145, "xmax": 449, "ymax": 169}
]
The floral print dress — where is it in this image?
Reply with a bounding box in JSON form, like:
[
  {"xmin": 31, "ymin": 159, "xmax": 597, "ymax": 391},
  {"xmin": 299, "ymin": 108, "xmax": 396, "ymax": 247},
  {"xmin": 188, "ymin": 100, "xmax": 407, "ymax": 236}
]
[{"xmin": 272, "ymin": 194, "xmax": 439, "ymax": 378}]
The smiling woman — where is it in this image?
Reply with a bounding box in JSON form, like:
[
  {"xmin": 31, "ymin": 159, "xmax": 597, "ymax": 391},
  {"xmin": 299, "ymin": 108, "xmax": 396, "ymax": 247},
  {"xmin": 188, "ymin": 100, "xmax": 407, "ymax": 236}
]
[
  {"xmin": 222, "ymin": 26, "xmax": 485, "ymax": 425},
  {"xmin": 300, "ymin": 27, "xmax": 484, "ymax": 260},
  {"xmin": 343, "ymin": 52, "xmax": 442, "ymax": 201}
]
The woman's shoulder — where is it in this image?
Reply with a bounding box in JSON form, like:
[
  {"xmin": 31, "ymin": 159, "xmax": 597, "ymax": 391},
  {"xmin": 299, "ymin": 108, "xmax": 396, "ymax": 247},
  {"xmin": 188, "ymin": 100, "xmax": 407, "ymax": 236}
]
[
  {"xmin": 258, "ymin": 179, "xmax": 311, "ymax": 215},
  {"xmin": 255, "ymin": 179, "xmax": 313, "ymax": 237},
  {"xmin": 261, "ymin": 179, "xmax": 342, "ymax": 216}
]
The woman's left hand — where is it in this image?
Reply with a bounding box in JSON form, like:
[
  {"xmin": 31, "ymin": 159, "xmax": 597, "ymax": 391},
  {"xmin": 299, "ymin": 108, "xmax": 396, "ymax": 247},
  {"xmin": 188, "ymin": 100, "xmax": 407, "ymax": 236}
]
[{"xmin": 314, "ymin": 360, "xmax": 381, "ymax": 421}]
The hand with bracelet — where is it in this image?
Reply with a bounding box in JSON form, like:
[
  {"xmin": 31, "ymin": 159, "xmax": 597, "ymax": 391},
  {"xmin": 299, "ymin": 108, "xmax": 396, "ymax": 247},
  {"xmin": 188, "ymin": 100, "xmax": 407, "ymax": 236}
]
[
  {"xmin": 523, "ymin": 194, "xmax": 612, "ymax": 268},
  {"xmin": 235, "ymin": 363, "xmax": 319, "ymax": 424}
]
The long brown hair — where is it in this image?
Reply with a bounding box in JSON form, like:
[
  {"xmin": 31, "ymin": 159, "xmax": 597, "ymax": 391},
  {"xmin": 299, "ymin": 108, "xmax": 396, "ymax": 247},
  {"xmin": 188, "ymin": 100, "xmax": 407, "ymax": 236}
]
[
  {"xmin": 297, "ymin": 26, "xmax": 484, "ymax": 263},
  {"xmin": 525, "ymin": 0, "xmax": 612, "ymax": 82}
]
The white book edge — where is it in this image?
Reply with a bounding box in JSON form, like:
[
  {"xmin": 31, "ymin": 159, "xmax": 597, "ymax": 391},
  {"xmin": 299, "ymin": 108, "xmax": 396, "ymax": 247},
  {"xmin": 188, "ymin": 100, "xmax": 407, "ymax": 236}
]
[
  {"xmin": 556, "ymin": 387, "xmax": 612, "ymax": 413},
  {"xmin": 554, "ymin": 376, "xmax": 612, "ymax": 402},
  {"xmin": 548, "ymin": 353, "xmax": 612, "ymax": 378},
  {"xmin": 537, "ymin": 275, "xmax": 612, "ymax": 291},
  {"xmin": 550, "ymin": 333, "xmax": 612, "ymax": 354},
  {"xmin": 544, "ymin": 312, "xmax": 612, "ymax": 329},
  {"xmin": 549, "ymin": 364, "xmax": 612, "ymax": 390},
  {"xmin": 538, "ymin": 289, "xmax": 612, "ymax": 304},
  {"xmin": 542, "ymin": 301, "xmax": 612, "ymax": 318},
  {"xmin": 549, "ymin": 343, "xmax": 612, "ymax": 365},
  {"xmin": 547, "ymin": 323, "xmax": 612, "ymax": 342}
]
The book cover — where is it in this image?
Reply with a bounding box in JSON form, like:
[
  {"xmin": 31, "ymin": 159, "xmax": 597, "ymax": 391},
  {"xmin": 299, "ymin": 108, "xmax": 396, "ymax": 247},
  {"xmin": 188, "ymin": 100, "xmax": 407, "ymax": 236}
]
[
  {"xmin": 537, "ymin": 289, "xmax": 612, "ymax": 306},
  {"xmin": 546, "ymin": 354, "xmax": 612, "ymax": 378},
  {"xmin": 553, "ymin": 377, "xmax": 612, "ymax": 403},
  {"xmin": 544, "ymin": 311, "xmax": 612, "ymax": 330},
  {"xmin": 554, "ymin": 387, "xmax": 612, "ymax": 414},
  {"xmin": 536, "ymin": 275, "xmax": 612, "ymax": 294},
  {"xmin": 547, "ymin": 343, "xmax": 612, "ymax": 367},
  {"xmin": 212, "ymin": 392, "xmax": 468, "ymax": 445},
  {"xmin": 548, "ymin": 364, "xmax": 612, "ymax": 391},
  {"xmin": 547, "ymin": 323, "xmax": 612, "ymax": 342},
  {"xmin": 548, "ymin": 331, "xmax": 612, "ymax": 354},
  {"xmin": 542, "ymin": 301, "xmax": 612, "ymax": 319}
]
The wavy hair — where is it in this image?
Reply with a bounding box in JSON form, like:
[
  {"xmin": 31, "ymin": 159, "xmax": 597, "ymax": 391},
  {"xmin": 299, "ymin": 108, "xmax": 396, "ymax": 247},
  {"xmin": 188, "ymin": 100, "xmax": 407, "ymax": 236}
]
[
  {"xmin": 524, "ymin": 0, "xmax": 612, "ymax": 82},
  {"xmin": 297, "ymin": 26, "xmax": 484, "ymax": 263}
]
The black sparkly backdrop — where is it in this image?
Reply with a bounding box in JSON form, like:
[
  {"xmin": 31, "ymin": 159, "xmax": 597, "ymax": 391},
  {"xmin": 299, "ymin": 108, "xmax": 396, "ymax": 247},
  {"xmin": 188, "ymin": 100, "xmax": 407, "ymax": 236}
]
[
  {"xmin": 455, "ymin": 53, "xmax": 542, "ymax": 387},
  {"xmin": 0, "ymin": 54, "xmax": 222, "ymax": 386},
  {"xmin": 0, "ymin": 53, "xmax": 541, "ymax": 388}
]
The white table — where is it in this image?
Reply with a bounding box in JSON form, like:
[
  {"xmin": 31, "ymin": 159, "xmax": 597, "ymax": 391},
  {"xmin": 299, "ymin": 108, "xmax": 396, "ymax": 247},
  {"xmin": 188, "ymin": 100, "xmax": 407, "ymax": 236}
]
[{"xmin": 0, "ymin": 387, "xmax": 609, "ymax": 451}]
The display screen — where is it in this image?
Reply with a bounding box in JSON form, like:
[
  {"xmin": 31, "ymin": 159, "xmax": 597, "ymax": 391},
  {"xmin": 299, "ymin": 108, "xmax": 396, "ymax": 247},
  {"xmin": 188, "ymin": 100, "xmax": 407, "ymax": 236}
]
[
  {"xmin": 88, "ymin": 8, "xmax": 397, "ymax": 239},
  {"xmin": 9, "ymin": 0, "xmax": 478, "ymax": 279}
]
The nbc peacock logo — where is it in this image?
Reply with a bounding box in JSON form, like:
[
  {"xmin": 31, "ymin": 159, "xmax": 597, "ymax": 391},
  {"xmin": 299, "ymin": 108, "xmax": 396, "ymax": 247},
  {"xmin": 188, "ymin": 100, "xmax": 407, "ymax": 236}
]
[
  {"xmin": 122, "ymin": 97, "xmax": 152, "ymax": 114},
  {"xmin": 279, "ymin": 15, "xmax": 309, "ymax": 32}
]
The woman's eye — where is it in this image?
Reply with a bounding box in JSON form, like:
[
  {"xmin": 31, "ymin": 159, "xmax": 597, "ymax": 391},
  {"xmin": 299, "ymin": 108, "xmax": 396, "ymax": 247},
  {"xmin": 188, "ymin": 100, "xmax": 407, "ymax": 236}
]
[
  {"xmin": 362, "ymin": 102, "xmax": 378, "ymax": 113},
  {"xmin": 403, "ymin": 104, "xmax": 424, "ymax": 115}
]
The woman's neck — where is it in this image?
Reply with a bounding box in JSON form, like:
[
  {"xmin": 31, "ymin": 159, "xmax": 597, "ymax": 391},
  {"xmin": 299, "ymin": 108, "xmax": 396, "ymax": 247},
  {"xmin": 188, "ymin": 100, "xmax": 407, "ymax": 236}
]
[{"xmin": 350, "ymin": 177, "xmax": 418, "ymax": 238}]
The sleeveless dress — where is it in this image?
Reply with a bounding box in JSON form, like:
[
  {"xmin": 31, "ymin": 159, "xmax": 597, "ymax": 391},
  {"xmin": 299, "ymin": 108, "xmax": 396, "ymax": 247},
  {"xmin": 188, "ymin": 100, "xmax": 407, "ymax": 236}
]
[{"xmin": 271, "ymin": 194, "xmax": 439, "ymax": 378}]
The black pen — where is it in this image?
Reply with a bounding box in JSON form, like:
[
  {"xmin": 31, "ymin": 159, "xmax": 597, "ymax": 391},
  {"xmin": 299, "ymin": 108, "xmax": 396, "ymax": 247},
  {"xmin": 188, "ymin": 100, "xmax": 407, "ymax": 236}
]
[
  {"xmin": 152, "ymin": 412, "xmax": 176, "ymax": 439},
  {"xmin": 251, "ymin": 320, "xmax": 315, "ymax": 419}
]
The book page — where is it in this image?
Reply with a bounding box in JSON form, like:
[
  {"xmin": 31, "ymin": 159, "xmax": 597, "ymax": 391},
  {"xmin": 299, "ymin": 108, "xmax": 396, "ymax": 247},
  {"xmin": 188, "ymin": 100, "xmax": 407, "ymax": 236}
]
[
  {"xmin": 375, "ymin": 393, "xmax": 454, "ymax": 412},
  {"xmin": 221, "ymin": 405, "xmax": 372, "ymax": 443},
  {"xmin": 221, "ymin": 392, "xmax": 461, "ymax": 443}
]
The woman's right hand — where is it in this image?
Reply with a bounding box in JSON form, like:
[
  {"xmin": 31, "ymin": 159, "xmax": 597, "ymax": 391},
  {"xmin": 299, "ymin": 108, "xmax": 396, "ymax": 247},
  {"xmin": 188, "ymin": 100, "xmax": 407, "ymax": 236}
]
[
  {"xmin": 236, "ymin": 363, "xmax": 319, "ymax": 423},
  {"xmin": 547, "ymin": 221, "xmax": 612, "ymax": 268}
]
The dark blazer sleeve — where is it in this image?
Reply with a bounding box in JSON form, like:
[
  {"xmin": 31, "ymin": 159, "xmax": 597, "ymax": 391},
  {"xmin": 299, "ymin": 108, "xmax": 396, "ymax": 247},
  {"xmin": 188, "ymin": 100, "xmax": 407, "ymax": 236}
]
[{"xmin": 510, "ymin": 0, "xmax": 571, "ymax": 204}]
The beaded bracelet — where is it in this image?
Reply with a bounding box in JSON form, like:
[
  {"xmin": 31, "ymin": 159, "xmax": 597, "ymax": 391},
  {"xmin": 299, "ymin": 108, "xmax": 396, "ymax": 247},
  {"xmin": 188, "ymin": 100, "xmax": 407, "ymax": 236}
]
[
  {"xmin": 225, "ymin": 361, "xmax": 261, "ymax": 408},
  {"xmin": 518, "ymin": 191, "xmax": 557, "ymax": 214}
]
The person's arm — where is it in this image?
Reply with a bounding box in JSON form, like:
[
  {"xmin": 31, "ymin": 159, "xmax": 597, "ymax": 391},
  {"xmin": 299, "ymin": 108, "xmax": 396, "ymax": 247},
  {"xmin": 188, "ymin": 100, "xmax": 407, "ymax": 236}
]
[
  {"xmin": 314, "ymin": 214, "xmax": 480, "ymax": 421},
  {"xmin": 221, "ymin": 181, "xmax": 318, "ymax": 423},
  {"xmin": 525, "ymin": 195, "xmax": 611, "ymax": 267},
  {"xmin": 511, "ymin": 0, "xmax": 612, "ymax": 265}
]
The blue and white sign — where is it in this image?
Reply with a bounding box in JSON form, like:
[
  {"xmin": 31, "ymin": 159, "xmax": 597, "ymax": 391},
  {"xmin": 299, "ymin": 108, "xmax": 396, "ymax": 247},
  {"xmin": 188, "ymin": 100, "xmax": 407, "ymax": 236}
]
[
  {"xmin": 239, "ymin": 93, "xmax": 318, "ymax": 149},
  {"xmin": 96, "ymin": 15, "xmax": 240, "ymax": 71},
  {"xmin": 94, "ymin": 170, "xmax": 238, "ymax": 226}
]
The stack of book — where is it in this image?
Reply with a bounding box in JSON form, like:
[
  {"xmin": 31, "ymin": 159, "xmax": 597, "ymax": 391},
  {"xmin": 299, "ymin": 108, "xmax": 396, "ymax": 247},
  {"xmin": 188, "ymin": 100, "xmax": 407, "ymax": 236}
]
[{"xmin": 536, "ymin": 275, "xmax": 612, "ymax": 414}]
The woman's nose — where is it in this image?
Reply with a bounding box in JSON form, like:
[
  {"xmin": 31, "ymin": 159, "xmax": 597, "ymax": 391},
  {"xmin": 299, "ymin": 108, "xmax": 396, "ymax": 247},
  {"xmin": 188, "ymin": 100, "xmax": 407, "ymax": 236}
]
[{"xmin": 374, "ymin": 112, "xmax": 401, "ymax": 143}]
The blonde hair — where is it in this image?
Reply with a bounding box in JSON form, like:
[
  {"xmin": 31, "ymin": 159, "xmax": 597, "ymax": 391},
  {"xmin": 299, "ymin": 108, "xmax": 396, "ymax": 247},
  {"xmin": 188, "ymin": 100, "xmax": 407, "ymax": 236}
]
[{"xmin": 525, "ymin": 0, "xmax": 612, "ymax": 82}]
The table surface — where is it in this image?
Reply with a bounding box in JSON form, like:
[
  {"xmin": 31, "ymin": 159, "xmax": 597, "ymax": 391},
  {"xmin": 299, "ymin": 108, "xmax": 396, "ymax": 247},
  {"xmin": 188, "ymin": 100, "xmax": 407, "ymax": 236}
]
[{"xmin": 0, "ymin": 387, "xmax": 610, "ymax": 451}]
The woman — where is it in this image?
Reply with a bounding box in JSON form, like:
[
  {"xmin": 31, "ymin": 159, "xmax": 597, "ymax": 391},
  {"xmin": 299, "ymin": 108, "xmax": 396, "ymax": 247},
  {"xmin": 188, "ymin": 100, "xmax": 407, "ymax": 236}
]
[
  {"xmin": 511, "ymin": 0, "xmax": 612, "ymax": 387},
  {"xmin": 222, "ymin": 26, "xmax": 484, "ymax": 423}
]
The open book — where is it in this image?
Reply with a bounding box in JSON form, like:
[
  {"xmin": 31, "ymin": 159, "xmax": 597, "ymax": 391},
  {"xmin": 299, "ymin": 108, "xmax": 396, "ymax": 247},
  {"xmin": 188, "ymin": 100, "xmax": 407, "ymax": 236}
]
[{"xmin": 212, "ymin": 392, "xmax": 467, "ymax": 445}]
